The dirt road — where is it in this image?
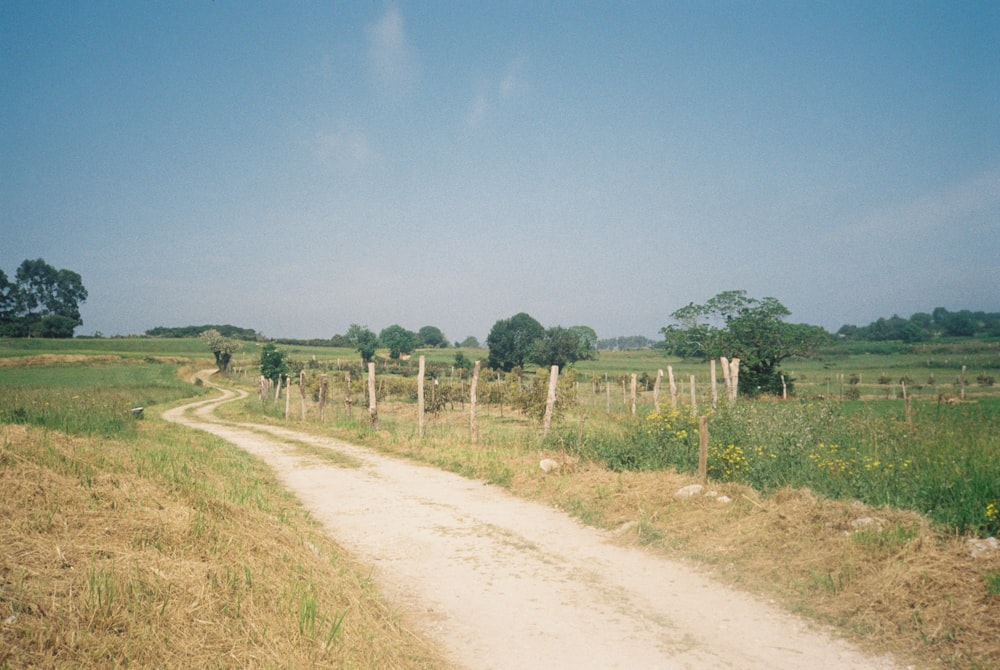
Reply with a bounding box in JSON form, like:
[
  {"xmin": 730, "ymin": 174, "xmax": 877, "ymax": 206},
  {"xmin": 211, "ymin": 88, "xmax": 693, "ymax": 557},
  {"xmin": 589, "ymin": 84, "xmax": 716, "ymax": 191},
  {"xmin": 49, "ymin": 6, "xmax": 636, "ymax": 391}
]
[{"xmin": 163, "ymin": 382, "xmax": 901, "ymax": 670}]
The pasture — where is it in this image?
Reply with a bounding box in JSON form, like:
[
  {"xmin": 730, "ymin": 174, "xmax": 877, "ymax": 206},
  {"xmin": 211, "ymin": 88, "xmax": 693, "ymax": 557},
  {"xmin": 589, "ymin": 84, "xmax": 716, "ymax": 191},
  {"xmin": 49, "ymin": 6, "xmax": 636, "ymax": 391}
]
[{"xmin": 2, "ymin": 335, "xmax": 999, "ymax": 669}]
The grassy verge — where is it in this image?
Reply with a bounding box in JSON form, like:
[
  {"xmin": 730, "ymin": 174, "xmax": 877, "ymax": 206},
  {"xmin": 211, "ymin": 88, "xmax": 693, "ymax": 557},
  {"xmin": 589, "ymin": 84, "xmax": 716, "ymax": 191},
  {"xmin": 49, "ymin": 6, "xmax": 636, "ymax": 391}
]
[
  {"xmin": 0, "ymin": 363, "xmax": 448, "ymax": 668},
  {"xmin": 223, "ymin": 379, "xmax": 1000, "ymax": 670}
]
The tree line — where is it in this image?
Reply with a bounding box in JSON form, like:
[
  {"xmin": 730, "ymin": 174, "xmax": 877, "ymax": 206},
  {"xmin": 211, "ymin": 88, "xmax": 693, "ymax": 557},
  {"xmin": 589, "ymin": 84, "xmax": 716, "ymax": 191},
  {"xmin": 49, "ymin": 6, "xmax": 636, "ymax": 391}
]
[
  {"xmin": 0, "ymin": 259, "xmax": 87, "ymax": 338},
  {"xmin": 146, "ymin": 324, "xmax": 260, "ymax": 340},
  {"xmin": 836, "ymin": 308, "xmax": 1000, "ymax": 342}
]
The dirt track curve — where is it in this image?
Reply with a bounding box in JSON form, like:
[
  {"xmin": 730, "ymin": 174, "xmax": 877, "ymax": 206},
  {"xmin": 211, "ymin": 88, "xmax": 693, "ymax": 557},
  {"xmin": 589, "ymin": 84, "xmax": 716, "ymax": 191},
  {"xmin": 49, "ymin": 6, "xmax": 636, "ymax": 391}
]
[{"xmin": 162, "ymin": 378, "xmax": 901, "ymax": 670}]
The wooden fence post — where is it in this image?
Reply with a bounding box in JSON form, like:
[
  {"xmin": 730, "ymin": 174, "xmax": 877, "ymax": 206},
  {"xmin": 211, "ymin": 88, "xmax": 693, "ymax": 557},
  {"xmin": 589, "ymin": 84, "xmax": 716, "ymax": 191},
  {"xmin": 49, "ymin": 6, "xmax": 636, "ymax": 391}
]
[
  {"xmin": 418, "ymin": 355, "xmax": 426, "ymax": 437},
  {"xmin": 284, "ymin": 375, "xmax": 291, "ymax": 419},
  {"xmin": 367, "ymin": 362, "xmax": 378, "ymax": 430},
  {"xmin": 344, "ymin": 372, "xmax": 353, "ymax": 417},
  {"xmin": 710, "ymin": 359, "xmax": 718, "ymax": 409},
  {"xmin": 698, "ymin": 416, "xmax": 709, "ymax": 483},
  {"xmin": 729, "ymin": 358, "xmax": 740, "ymax": 402},
  {"xmin": 960, "ymin": 365, "xmax": 967, "ymax": 400},
  {"xmin": 542, "ymin": 365, "xmax": 559, "ymax": 436},
  {"xmin": 630, "ymin": 373, "xmax": 637, "ymax": 417},
  {"xmin": 720, "ymin": 356, "xmax": 731, "ymax": 401},
  {"xmin": 300, "ymin": 370, "xmax": 306, "ymax": 421},
  {"xmin": 653, "ymin": 369, "xmax": 663, "ymax": 411},
  {"xmin": 470, "ymin": 360, "xmax": 480, "ymax": 443},
  {"xmin": 668, "ymin": 366, "xmax": 677, "ymax": 409},
  {"xmin": 318, "ymin": 374, "xmax": 328, "ymax": 422}
]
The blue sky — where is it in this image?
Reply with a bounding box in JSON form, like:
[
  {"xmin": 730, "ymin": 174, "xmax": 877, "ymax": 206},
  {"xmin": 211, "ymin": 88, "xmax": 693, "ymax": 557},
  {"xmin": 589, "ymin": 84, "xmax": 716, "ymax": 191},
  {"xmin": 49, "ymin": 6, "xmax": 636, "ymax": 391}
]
[{"xmin": 2, "ymin": 2, "xmax": 997, "ymax": 342}]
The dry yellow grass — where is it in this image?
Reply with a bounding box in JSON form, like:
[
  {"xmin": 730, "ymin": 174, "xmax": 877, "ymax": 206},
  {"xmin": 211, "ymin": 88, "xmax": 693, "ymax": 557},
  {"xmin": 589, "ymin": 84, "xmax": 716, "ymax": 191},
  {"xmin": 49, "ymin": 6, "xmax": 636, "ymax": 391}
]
[{"xmin": 0, "ymin": 422, "xmax": 450, "ymax": 669}]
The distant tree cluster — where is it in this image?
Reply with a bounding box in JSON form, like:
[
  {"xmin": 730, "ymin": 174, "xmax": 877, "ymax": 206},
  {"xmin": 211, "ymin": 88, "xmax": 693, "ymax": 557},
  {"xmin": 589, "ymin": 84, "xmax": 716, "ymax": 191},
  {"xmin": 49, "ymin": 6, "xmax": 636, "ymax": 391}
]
[
  {"xmin": 486, "ymin": 313, "xmax": 597, "ymax": 371},
  {"xmin": 147, "ymin": 324, "xmax": 259, "ymax": 340},
  {"xmin": 597, "ymin": 335, "xmax": 657, "ymax": 350},
  {"xmin": 0, "ymin": 258, "xmax": 87, "ymax": 338},
  {"xmin": 836, "ymin": 308, "xmax": 1000, "ymax": 342}
]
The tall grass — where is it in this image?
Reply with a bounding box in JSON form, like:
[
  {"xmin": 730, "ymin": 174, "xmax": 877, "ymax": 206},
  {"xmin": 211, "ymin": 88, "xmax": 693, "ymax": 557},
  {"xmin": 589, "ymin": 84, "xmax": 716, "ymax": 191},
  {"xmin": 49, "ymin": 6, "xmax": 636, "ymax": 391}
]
[
  {"xmin": 559, "ymin": 399, "xmax": 1000, "ymax": 537},
  {"xmin": 0, "ymin": 362, "xmax": 201, "ymax": 437}
]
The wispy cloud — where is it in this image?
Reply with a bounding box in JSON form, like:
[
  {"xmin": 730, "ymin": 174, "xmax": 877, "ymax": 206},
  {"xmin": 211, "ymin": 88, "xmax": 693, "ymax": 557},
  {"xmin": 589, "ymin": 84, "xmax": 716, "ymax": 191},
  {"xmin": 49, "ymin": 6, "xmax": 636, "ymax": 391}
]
[
  {"xmin": 366, "ymin": 6, "xmax": 418, "ymax": 98},
  {"xmin": 466, "ymin": 56, "xmax": 528, "ymax": 127}
]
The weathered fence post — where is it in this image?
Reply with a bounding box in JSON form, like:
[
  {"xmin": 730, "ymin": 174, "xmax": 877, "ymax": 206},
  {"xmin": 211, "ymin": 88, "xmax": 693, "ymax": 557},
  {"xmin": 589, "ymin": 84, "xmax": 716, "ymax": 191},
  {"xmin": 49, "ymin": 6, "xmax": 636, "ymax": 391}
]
[
  {"xmin": 284, "ymin": 375, "xmax": 291, "ymax": 419},
  {"xmin": 698, "ymin": 416, "xmax": 709, "ymax": 483},
  {"xmin": 542, "ymin": 365, "xmax": 559, "ymax": 436},
  {"xmin": 367, "ymin": 362, "xmax": 378, "ymax": 430},
  {"xmin": 300, "ymin": 370, "xmax": 306, "ymax": 421},
  {"xmin": 653, "ymin": 369, "xmax": 663, "ymax": 411},
  {"xmin": 630, "ymin": 373, "xmax": 637, "ymax": 417},
  {"xmin": 720, "ymin": 356, "xmax": 731, "ymax": 401},
  {"xmin": 318, "ymin": 374, "xmax": 328, "ymax": 422},
  {"xmin": 710, "ymin": 359, "xmax": 718, "ymax": 409},
  {"xmin": 498, "ymin": 372, "xmax": 504, "ymax": 418},
  {"xmin": 668, "ymin": 366, "xmax": 677, "ymax": 409},
  {"xmin": 782, "ymin": 374, "xmax": 788, "ymax": 400},
  {"xmin": 344, "ymin": 372, "xmax": 353, "ymax": 417},
  {"xmin": 470, "ymin": 360, "xmax": 480, "ymax": 443},
  {"xmin": 729, "ymin": 358, "xmax": 740, "ymax": 402},
  {"xmin": 960, "ymin": 365, "xmax": 967, "ymax": 400},
  {"xmin": 417, "ymin": 355, "xmax": 426, "ymax": 437}
]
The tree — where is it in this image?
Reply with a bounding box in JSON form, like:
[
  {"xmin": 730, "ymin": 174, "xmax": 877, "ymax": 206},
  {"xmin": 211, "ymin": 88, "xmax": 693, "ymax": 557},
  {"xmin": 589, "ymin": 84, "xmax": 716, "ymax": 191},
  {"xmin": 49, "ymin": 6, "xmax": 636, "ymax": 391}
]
[
  {"xmin": 569, "ymin": 325, "xmax": 598, "ymax": 359},
  {"xmin": 530, "ymin": 326, "xmax": 596, "ymax": 368},
  {"xmin": 486, "ymin": 312, "xmax": 544, "ymax": 372},
  {"xmin": 259, "ymin": 342, "xmax": 288, "ymax": 384},
  {"xmin": 346, "ymin": 324, "xmax": 379, "ymax": 364},
  {"xmin": 0, "ymin": 258, "xmax": 88, "ymax": 337},
  {"xmin": 200, "ymin": 329, "xmax": 241, "ymax": 372},
  {"xmin": 0, "ymin": 270, "xmax": 17, "ymax": 336},
  {"xmin": 458, "ymin": 336, "xmax": 481, "ymax": 348},
  {"xmin": 418, "ymin": 325, "xmax": 448, "ymax": 348},
  {"xmin": 661, "ymin": 290, "xmax": 828, "ymax": 397},
  {"xmin": 379, "ymin": 324, "xmax": 418, "ymax": 359}
]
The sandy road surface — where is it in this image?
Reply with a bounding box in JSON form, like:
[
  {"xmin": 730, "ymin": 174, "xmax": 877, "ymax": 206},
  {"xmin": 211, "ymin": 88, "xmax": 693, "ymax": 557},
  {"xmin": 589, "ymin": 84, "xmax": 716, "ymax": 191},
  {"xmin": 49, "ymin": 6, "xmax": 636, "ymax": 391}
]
[{"xmin": 163, "ymin": 382, "xmax": 900, "ymax": 670}]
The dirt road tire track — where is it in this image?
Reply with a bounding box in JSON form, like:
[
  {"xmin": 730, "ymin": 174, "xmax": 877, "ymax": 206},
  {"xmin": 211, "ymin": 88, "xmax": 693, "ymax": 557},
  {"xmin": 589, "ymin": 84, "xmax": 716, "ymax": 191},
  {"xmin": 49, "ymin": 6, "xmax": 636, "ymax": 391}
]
[{"xmin": 163, "ymin": 380, "xmax": 900, "ymax": 670}]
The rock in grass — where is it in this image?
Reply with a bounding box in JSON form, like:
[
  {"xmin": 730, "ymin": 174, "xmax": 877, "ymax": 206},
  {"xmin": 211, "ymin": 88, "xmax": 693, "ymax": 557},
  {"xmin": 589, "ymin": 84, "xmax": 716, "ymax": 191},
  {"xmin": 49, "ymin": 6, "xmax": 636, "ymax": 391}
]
[
  {"xmin": 675, "ymin": 484, "xmax": 704, "ymax": 499},
  {"xmin": 539, "ymin": 458, "xmax": 560, "ymax": 473}
]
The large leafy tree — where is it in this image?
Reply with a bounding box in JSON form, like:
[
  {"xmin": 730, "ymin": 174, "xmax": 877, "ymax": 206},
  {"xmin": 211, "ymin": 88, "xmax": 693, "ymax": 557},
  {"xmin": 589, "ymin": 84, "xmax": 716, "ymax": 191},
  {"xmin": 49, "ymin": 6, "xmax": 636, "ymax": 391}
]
[
  {"xmin": 661, "ymin": 290, "xmax": 828, "ymax": 396},
  {"xmin": 0, "ymin": 258, "xmax": 88, "ymax": 337},
  {"xmin": 379, "ymin": 324, "xmax": 418, "ymax": 359},
  {"xmin": 530, "ymin": 326, "xmax": 597, "ymax": 368},
  {"xmin": 346, "ymin": 324, "xmax": 379, "ymax": 364},
  {"xmin": 486, "ymin": 312, "xmax": 544, "ymax": 372}
]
